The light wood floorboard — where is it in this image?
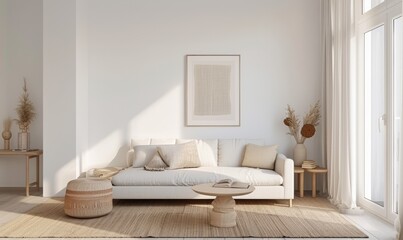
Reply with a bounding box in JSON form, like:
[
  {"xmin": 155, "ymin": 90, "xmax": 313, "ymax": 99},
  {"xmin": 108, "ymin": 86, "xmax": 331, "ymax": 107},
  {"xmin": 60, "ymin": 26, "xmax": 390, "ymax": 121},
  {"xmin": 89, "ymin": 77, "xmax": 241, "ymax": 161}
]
[{"xmin": 0, "ymin": 188, "xmax": 395, "ymax": 239}]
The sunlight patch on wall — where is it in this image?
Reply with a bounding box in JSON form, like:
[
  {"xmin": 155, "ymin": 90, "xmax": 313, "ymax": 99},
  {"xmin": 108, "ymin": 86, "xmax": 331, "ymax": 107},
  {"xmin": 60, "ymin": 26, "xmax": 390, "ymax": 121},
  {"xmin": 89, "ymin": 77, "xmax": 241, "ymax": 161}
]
[
  {"xmin": 85, "ymin": 129, "xmax": 124, "ymax": 171},
  {"xmin": 128, "ymin": 85, "xmax": 183, "ymax": 139},
  {"xmin": 43, "ymin": 158, "xmax": 77, "ymax": 197}
]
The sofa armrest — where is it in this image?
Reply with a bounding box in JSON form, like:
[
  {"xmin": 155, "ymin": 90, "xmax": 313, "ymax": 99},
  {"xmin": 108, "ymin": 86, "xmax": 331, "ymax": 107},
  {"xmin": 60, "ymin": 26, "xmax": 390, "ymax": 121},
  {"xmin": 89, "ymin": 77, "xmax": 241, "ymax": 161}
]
[{"xmin": 274, "ymin": 153, "xmax": 294, "ymax": 199}]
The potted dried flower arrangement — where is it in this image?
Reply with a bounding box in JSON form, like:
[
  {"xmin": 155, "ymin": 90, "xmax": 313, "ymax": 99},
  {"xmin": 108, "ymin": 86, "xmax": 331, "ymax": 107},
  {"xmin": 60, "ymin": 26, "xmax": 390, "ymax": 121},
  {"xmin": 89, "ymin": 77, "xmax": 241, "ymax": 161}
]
[
  {"xmin": 283, "ymin": 101, "xmax": 320, "ymax": 166},
  {"xmin": 15, "ymin": 79, "xmax": 35, "ymax": 150}
]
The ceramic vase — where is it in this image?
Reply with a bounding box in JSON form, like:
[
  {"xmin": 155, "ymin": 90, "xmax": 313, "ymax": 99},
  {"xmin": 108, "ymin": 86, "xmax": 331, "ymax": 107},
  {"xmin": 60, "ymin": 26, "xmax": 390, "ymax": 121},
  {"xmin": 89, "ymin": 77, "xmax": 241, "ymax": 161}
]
[
  {"xmin": 293, "ymin": 143, "xmax": 307, "ymax": 166},
  {"xmin": 2, "ymin": 130, "xmax": 12, "ymax": 150},
  {"xmin": 18, "ymin": 132, "xmax": 30, "ymax": 150}
]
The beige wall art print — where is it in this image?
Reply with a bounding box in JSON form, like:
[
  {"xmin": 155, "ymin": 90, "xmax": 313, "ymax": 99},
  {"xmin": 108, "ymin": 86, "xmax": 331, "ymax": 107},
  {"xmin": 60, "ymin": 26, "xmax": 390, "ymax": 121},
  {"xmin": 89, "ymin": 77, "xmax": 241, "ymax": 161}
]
[{"xmin": 186, "ymin": 55, "xmax": 240, "ymax": 126}]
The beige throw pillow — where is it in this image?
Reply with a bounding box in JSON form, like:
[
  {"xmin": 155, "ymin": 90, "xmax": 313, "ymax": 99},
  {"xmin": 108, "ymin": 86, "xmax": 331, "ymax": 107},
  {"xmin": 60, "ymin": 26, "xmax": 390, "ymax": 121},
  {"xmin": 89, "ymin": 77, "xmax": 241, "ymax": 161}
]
[
  {"xmin": 157, "ymin": 141, "xmax": 201, "ymax": 170},
  {"xmin": 241, "ymin": 144, "xmax": 278, "ymax": 170},
  {"xmin": 176, "ymin": 139, "xmax": 218, "ymax": 167},
  {"xmin": 144, "ymin": 152, "xmax": 167, "ymax": 171}
]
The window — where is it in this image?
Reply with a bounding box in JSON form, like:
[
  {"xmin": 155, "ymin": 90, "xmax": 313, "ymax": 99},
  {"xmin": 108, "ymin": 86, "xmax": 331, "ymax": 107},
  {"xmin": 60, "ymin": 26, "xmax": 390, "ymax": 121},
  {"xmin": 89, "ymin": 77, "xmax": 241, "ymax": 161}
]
[
  {"xmin": 357, "ymin": 0, "xmax": 401, "ymax": 223},
  {"xmin": 363, "ymin": 0, "xmax": 384, "ymax": 13},
  {"xmin": 364, "ymin": 25, "xmax": 385, "ymax": 207}
]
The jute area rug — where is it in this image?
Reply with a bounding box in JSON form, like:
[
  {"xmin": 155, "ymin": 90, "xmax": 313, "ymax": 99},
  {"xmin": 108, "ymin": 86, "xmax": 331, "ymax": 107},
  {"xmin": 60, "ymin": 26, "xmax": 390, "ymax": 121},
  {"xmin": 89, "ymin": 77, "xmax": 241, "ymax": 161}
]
[{"xmin": 0, "ymin": 197, "xmax": 367, "ymax": 238}]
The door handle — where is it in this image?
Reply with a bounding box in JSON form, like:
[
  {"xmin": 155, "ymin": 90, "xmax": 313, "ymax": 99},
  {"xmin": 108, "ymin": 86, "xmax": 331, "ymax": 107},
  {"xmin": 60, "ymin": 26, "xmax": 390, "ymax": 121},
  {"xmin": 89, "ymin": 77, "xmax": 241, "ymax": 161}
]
[{"xmin": 378, "ymin": 114, "xmax": 386, "ymax": 132}]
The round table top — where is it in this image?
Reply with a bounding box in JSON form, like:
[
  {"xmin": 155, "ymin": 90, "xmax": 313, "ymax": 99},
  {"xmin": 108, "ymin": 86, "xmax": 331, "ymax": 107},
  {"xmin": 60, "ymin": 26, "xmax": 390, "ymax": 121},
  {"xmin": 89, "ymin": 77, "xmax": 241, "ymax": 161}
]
[
  {"xmin": 192, "ymin": 183, "xmax": 255, "ymax": 197},
  {"xmin": 306, "ymin": 167, "xmax": 328, "ymax": 173},
  {"xmin": 294, "ymin": 167, "xmax": 304, "ymax": 173}
]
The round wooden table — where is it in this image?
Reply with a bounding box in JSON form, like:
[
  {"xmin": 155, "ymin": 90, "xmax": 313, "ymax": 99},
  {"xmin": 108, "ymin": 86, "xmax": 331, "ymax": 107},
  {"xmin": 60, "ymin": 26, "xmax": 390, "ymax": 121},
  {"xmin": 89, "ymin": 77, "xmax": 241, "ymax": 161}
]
[
  {"xmin": 192, "ymin": 183, "xmax": 255, "ymax": 228},
  {"xmin": 306, "ymin": 167, "xmax": 328, "ymax": 197},
  {"xmin": 294, "ymin": 166, "xmax": 305, "ymax": 197}
]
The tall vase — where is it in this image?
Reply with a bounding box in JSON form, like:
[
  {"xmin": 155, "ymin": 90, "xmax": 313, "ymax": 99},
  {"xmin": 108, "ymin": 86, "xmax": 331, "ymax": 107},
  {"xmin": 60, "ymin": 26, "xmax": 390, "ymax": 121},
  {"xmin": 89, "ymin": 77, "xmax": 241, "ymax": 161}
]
[
  {"xmin": 2, "ymin": 130, "xmax": 12, "ymax": 150},
  {"xmin": 293, "ymin": 143, "xmax": 307, "ymax": 166},
  {"xmin": 18, "ymin": 132, "xmax": 30, "ymax": 150}
]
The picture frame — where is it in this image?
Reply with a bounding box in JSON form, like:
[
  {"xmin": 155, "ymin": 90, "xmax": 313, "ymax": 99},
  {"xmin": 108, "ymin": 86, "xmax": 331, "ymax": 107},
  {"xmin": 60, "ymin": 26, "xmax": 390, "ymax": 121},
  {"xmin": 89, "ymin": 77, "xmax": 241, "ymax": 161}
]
[{"xmin": 186, "ymin": 55, "xmax": 240, "ymax": 126}]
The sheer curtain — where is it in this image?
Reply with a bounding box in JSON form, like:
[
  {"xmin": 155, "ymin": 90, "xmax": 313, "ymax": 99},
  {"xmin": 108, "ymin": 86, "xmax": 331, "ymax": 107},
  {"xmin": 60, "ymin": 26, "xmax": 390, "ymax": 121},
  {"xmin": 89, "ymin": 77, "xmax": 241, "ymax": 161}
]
[
  {"xmin": 323, "ymin": 0, "xmax": 403, "ymax": 236},
  {"xmin": 398, "ymin": 2, "xmax": 403, "ymax": 239},
  {"xmin": 322, "ymin": 0, "xmax": 357, "ymax": 210}
]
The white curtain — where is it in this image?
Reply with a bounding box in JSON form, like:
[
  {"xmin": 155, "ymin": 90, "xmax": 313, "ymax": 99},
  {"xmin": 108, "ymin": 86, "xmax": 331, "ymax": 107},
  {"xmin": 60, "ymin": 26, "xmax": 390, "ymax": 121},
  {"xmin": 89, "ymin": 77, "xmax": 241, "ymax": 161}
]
[{"xmin": 322, "ymin": 0, "xmax": 357, "ymax": 210}]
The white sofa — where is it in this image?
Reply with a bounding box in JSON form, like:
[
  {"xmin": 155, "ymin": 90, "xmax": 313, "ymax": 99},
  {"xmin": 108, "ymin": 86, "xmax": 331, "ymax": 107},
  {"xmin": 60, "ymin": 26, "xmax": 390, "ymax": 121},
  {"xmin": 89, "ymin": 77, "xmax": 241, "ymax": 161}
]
[{"xmin": 111, "ymin": 139, "xmax": 294, "ymax": 205}]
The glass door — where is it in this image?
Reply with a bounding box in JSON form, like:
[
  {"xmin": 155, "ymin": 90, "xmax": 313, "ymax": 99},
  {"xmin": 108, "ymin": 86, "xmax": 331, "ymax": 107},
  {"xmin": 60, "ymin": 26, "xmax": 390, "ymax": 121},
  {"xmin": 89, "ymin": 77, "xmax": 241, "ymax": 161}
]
[
  {"xmin": 357, "ymin": 2, "xmax": 402, "ymax": 221},
  {"xmin": 364, "ymin": 25, "xmax": 386, "ymax": 208}
]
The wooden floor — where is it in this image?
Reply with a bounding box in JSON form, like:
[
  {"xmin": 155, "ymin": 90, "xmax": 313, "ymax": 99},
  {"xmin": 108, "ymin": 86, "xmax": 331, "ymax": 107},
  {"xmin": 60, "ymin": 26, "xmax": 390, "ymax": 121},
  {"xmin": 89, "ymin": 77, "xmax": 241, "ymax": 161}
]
[{"xmin": 0, "ymin": 188, "xmax": 396, "ymax": 240}]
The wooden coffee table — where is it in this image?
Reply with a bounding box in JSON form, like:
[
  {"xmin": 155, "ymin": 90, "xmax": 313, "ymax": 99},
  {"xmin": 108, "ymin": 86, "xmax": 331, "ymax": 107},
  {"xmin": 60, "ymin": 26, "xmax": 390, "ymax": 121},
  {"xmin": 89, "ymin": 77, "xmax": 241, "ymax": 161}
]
[{"xmin": 192, "ymin": 183, "xmax": 255, "ymax": 228}]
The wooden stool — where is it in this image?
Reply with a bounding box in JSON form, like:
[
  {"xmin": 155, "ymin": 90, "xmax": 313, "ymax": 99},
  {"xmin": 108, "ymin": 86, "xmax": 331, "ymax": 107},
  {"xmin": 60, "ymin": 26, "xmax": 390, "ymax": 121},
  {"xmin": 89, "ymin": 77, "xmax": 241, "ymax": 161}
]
[
  {"xmin": 64, "ymin": 178, "xmax": 113, "ymax": 218},
  {"xmin": 306, "ymin": 168, "xmax": 328, "ymax": 197},
  {"xmin": 294, "ymin": 167, "xmax": 305, "ymax": 197}
]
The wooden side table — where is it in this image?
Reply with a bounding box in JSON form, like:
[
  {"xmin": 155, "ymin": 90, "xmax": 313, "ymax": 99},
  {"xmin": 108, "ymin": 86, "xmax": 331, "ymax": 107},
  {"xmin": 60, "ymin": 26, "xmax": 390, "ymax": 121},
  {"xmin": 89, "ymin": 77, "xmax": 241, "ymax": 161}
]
[
  {"xmin": 294, "ymin": 167, "xmax": 304, "ymax": 197},
  {"xmin": 306, "ymin": 167, "xmax": 328, "ymax": 197},
  {"xmin": 0, "ymin": 149, "xmax": 43, "ymax": 196}
]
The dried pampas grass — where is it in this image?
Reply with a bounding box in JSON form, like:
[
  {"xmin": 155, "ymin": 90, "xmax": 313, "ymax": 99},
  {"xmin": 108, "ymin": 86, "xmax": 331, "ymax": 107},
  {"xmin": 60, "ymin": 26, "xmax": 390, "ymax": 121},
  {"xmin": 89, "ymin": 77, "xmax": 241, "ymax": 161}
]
[
  {"xmin": 16, "ymin": 79, "xmax": 35, "ymax": 132},
  {"xmin": 283, "ymin": 101, "xmax": 320, "ymax": 144}
]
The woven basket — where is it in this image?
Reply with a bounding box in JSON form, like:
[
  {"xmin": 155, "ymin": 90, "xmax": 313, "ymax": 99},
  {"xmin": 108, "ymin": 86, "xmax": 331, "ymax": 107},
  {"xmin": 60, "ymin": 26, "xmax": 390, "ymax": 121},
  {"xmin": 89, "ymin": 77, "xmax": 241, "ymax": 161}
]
[{"xmin": 64, "ymin": 178, "xmax": 113, "ymax": 218}]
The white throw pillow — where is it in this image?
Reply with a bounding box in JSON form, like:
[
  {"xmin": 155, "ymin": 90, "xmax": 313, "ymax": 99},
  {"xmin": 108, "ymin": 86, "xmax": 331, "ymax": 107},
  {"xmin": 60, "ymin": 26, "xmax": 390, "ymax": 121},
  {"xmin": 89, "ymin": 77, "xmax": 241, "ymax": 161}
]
[
  {"xmin": 128, "ymin": 139, "xmax": 176, "ymax": 166},
  {"xmin": 157, "ymin": 141, "xmax": 201, "ymax": 170},
  {"xmin": 241, "ymin": 144, "xmax": 278, "ymax": 170},
  {"xmin": 132, "ymin": 145, "xmax": 169, "ymax": 168},
  {"xmin": 144, "ymin": 152, "xmax": 167, "ymax": 171}
]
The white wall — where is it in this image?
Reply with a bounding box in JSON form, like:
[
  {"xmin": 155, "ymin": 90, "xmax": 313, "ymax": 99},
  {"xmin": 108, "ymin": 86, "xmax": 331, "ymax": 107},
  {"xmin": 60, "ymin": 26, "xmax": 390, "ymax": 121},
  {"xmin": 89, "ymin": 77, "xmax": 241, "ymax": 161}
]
[
  {"xmin": 42, "ymin": 0, "xmax": 323, "ymax": 196},
  {"xmin": 84, "ymin": 0, "xmax": 323, "ymax": 169},
  {"xmin": 0, "ymin": 0, "xmax": 7, "ymax": 126},
  {"xmin": 43, "ymin": 0, "xmax": 77, "ymax": 196},
  {"xmin": 0, "ymin": 0, "xmax": 43, "ymax": 187},
  {"xmin": 76, "ymin": 0, "xmax": 89, "ymax": 177}
]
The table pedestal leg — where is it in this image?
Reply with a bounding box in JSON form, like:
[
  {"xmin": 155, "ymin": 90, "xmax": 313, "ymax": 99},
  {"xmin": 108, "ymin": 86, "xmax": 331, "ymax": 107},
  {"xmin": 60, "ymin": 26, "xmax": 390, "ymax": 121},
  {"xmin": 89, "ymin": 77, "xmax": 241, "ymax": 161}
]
[
  {"xmin": 210, "ymin": 196, "xmax": 236, "ymax": 227},
  {"xmin": 25, "ymin": 156, "xmax": 29, "ymax": 196},
  {"xmin": 312, "ymin": 172, "xmax": 317, "ymax": 198},
  {"xmin": 299, "ymin": 172, "xmax": 304, "ymax": 197},
  {"xmin": 36, "ymin": 156, "xmax": 40, "ymax": 191}
]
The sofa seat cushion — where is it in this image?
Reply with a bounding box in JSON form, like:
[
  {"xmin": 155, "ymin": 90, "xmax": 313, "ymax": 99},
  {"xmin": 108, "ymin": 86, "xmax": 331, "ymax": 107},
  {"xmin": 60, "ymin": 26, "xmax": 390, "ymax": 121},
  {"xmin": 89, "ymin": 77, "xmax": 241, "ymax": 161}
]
[{"xmin": 111, "ymin": 167, "xmax": 283, "ymax": 186}]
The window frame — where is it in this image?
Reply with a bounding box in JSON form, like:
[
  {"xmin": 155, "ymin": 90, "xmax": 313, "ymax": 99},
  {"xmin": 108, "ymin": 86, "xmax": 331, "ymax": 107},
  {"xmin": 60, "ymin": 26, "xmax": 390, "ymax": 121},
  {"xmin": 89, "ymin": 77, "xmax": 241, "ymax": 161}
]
[{"xmin": 355, "ymin": 0, "xmax": 402, "ymax": 223}]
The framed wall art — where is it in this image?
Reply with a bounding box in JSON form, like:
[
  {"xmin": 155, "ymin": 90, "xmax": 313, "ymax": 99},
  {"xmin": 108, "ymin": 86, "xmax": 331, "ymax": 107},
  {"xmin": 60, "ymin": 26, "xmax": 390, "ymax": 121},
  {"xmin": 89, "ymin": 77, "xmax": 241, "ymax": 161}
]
[{"xmin": 186, "ymin": 55, "xmax": 240, "ymax": 126}]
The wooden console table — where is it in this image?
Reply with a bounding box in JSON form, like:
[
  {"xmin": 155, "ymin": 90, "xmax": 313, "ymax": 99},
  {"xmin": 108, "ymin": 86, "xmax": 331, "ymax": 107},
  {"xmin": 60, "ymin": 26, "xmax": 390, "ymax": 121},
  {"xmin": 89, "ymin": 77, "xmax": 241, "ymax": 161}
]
[{"xmin": 0, "ymin": 149, "xmax": 43, "ymax": 196}]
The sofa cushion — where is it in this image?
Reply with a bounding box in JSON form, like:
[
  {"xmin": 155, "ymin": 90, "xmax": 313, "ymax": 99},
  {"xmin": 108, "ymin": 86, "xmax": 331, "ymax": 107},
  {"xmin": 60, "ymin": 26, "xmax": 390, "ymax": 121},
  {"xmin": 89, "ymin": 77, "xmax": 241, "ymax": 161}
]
[
  {"xmin": 132, "ymin": 145, "xmax": 164, "ymax": 168},
  {"xmin": 176, "ymin": 139, "xmax": 218, "ymax": 167},
  {"xmin": 129, "ymin": 139, "xmax": 176, "ymax": 167},
  {"xmin": 218, "ymin": 139, "xmax": 265, "ymax": 167},
  {"xmin": 112, "ymin": 166, "xmax": 283, "ymax": 186},
  {"xmin": 158, "ymin": 141, "xmax": 201, "ymax": 169},
  {"xmin": 242, "ymin": 144, "xmax": 278, "ymax": 170},
  {"xmin": 144, "ymin": 152, "xmax": 167, "ymax": 171}
]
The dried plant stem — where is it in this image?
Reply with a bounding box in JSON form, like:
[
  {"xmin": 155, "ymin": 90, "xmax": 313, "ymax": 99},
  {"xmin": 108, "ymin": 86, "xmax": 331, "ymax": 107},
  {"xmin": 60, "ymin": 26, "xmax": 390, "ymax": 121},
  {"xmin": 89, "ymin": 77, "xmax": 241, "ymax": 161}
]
[
  {"xmin": 285, "ymin": 105, "xmax": 302, "ymax": 143},
  {"xmin": 284, "ymin": 101, "xmax": 321, "ymax": 144},
  {"xmin": 303, "ymin": 100, "xmax": 320, "ymax": 126},
  {"xmin": 16, "ymin": 78, "xmax": 35, "ymax": 132},
  {"xmin": 300, "ymin": 100, "xmax": 321, "ymax": 143}
]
